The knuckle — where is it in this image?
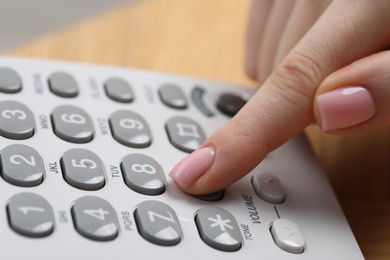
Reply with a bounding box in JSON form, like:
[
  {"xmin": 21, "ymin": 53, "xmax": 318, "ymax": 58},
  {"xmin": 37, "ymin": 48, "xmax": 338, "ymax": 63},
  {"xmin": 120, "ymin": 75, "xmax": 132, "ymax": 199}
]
[
  {"xmin": 261, "ymin": 51, "xmax": 326, "ymax": 127},
  {"xmin": 272, "ymin": 51, "xmax": 323, "ymax": 95}
]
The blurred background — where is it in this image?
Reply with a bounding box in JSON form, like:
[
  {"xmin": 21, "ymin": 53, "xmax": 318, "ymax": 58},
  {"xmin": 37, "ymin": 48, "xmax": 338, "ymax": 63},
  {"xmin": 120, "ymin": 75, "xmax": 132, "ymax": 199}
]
[
  {"xmin": 1, "ymin": 0, "xmax": 251, "ymax": 84},
  {"xmin": 0, "ymin": 0, "xmax": 131, "ymax": 50},
  {"xmin": 1, "ymin": 1, "xmax": 389, "ymax": 259}
]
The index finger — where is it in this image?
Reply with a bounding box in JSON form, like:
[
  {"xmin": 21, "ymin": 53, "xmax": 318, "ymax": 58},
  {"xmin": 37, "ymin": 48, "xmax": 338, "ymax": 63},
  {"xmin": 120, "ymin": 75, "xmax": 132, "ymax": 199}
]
[{"xmin": 169, "ymin": 0, "xmax": 390, "ymax": 195}]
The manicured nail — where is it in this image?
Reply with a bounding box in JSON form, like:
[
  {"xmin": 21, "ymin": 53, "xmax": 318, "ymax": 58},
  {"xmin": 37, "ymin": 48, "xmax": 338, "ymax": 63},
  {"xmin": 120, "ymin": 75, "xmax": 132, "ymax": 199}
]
[
  {"xmin": 169, "ymin": 147, "xmax": 215, "ymax": 187},
  {"xmin": 317, "ymin": 87, "xmax": 375, "ymax": 131}
]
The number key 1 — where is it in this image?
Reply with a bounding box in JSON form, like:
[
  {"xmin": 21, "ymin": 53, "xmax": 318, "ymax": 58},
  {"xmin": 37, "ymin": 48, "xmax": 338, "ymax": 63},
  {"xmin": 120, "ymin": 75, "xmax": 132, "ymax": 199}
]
[{"xmin": 7, "ymin": 193, "xmax": 55, "ymax": 238}]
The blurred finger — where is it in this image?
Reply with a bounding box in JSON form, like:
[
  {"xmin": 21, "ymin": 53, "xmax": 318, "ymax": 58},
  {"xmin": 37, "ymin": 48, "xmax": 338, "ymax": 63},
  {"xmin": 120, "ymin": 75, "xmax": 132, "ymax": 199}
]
[
  {"xmin": 245, "ymin": 0, "xmax": 273, "ymax": 80},
  {"xmin": 257, "ymin": 0, "xmax": 295, "ymax": 82},
  {"xmin": 273, "ymin": 0, "xmax": 331, "ymax": 68}
]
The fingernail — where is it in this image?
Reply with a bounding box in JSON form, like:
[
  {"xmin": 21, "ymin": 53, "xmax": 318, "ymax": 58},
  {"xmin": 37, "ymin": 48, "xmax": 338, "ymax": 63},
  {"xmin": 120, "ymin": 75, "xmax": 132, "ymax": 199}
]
[
  {"xmin": 169, "ymin": 147, "xmax": 215, "ymax": 187},
  {"xmin": 317, "ymin": 86, "xmax": 375, "ymax": 131}
]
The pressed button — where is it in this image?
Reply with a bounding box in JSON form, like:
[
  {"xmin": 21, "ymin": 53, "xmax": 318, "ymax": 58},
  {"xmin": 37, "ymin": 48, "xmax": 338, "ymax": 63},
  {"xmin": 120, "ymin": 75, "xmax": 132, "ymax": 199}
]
[
  {"xmin": 270, "ymin": 219, "xmax": 306, "ymax": 254},
  {"xmin": 0, "ymin": 67, "xmax": 22, "ymax": 93},
  {"xmin": 252, "ymin": 172, "xmax": 285, "ymax": 204},
  {"xmin": 134, "ymin": 200, "xmax": 182, "ymax": 246},
  {"xmin": 165, "ymin": 116, "xmax": 206, "ymax": 153},
  {"xmin": 109, "ymin": 110, "xmax": 152, "ymax": 148},
  {"xmin": 159, "ymin": 83, "xmax": 187, "ymax": 109},
  {"xmin": 72, "ymin": 196, "xmax": 119, "ymax": 241},
  {"xmin": 51, "ymin": 105, "xmax": 94, "ymax": 143},
  {"xmin": 0, "ymin": 100, "xmax": 35, "ymax": 139},
  {"xmin": 61, "ymin": 148, "xmax": 106, "ymax": 190},
  {"xmin": 121, "ymin": 153, "xmax": 166, "ymax": 195},
  {"xmin": 104, "ymin": 77, "xmax": 134, "ymax": 103},
  {"xmin": 195, "ymin": 206, "xmax": 242, "ymax": 252},
  {"xmin": 1, "ymin": 144, "xmax": 45, "ymax": 187},
  {"xmin": 195, "ymin": 190, "xmax": 224, "ymax": 202},
  {"xmin": 7, "ymin": 193, "xmax": 55, "ymax": 238},
  {"xmin": 48, "ymin": 72, "xmax": 79, "ymax": 97}
]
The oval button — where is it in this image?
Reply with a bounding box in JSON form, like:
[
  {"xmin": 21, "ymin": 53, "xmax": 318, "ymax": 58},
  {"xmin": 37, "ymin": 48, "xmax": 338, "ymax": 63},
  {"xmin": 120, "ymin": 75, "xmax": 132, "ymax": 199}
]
[
  {"xmin": 216, "ymin": 93, "xmax": 246, "ymax": 117},
  {"xmin": 51, "ymin": 105, "xmax": 94, "ymax": 143},
  {"xmin": 195, "ymin": 206, "xmax": 242, "ymax": 252},
  {"xmin": 104, "ymin": 77, "xmax": 134, "ymax": 103},
  {"xmin": 159, "ymin": 83, "xmax": 187, "ymax": 109},
  {"xmin": 252, "ymin": 172, "xmax": 285, "ymax": 204},
  {"xmin": 165, "ymin": 116, "xmax": 206, "ymax": 153},
  {"xmin": 7, "ymin": 192, "xmax": 55, "ymax": 238},
  {"xmin": 0, "ymin": 100, "xmax": 35, "ymax": 139},
  {"xmin": 48, "ymin": 72, "xmax": 79, "ymax": 97},
  {"xmin": 121, "ymin": 153, "xmax": 166, "ymax": 195},
  {"xmin": 270, "ymin": 219, "xmax": 306, "ymax": 254},
  {"xmin": 72, "ymin": 196, "xmax": 119, "ymax": 241},
  {"xmin": 61, "ymin": 148, "xmax": 106, "ymax": 190},
  {"xmin": 134, "ymin": 200, "xmax": 182, "ymax": 246},
  {"xmin": 1, "ymin": 144, "xmax": 45, "ymax": 187},
  {"xmin": 109, "ymin": 110, "xmax": 152, "ymax": 148},
  {"xmin": 0, "ymin": 67, "xmax": 22, "ymax": 93}
]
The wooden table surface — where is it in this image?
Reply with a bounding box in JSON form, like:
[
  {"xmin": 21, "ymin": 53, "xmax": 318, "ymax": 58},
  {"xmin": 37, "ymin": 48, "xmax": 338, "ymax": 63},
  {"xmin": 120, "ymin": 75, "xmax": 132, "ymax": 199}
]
[{"xmin": 4, "ymin": 0, "xmax": 390, "ymax": 259}]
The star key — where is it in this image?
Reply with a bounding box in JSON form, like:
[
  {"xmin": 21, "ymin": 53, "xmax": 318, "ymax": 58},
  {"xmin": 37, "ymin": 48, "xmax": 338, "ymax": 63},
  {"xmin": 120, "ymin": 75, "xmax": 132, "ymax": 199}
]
[{"xmin": 195, "ymin": 206, "xmax": 243, "ymax": 252}]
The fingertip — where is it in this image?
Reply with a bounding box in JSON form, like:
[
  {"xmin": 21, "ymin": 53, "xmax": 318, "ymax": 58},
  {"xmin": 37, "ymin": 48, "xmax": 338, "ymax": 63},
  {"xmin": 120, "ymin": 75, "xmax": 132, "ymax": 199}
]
[
  {"xmin": 169, "ymin": 101, "xmax": 276, "ymax": 195},
  {"xmin": 169, "ymin": 146, "xmax": 215, "ymax": 189}
]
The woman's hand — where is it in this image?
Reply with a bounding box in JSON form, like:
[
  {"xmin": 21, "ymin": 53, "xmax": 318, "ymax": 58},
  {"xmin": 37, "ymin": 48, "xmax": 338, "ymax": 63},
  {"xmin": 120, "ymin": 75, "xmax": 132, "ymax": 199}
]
[{"xmin": 169, "ymin": 0, "xmax": 390, "ymax": 195}]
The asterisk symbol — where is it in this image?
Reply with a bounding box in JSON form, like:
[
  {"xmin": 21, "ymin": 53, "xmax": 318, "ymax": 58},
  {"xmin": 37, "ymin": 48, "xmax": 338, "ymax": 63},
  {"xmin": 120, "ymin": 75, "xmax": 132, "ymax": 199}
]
[{"xmin": 208, "ymin": 214, "xmax": 233, "ymax": 232}]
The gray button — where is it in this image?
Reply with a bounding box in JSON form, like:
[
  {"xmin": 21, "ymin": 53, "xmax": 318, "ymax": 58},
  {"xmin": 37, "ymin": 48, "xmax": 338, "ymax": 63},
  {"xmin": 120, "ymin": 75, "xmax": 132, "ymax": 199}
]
[
  {"xmin": 1, "ymin": 144, "xmax": 45, "ymax": 187},
  {"xmin": 61, "ymin": 148, "xmax": 105, "ymax": 190},
  {"xmin": 216, "ymin": 93, "xmax": 246, "ymax": 117},
  {"xmin": 48, "ymin": 72, "xmax": 79, "ymax": 97},
  {"xmin": 121, "ymin": 153, "xmax": 166, "ymax": 195},
  {"xmin": 7, "ymin": 192, "xmax": 54, "ymax": 238},
  {"xmin": 270, "ymin": 219, "xmax": 305, "ymax": 254},
  {"xmin": 165, "ymin": 116, "xmax": 206, "ymax": 153},
  {"xmin": 134, "ymin": 200, "xmax": 182, "ymax": 246},
  {"xmin": 252, "ymin": 172, "xmax": 285, "ymax": 204},
  {"xmin": 195, "ymin": 206, "xmax": 242, "ymax": 252},
  {"xmin": 72, "ymin": 196, "xmax": 119, "ymax": 241},
  {"xmin": 191, "ymin": 86, "xmax": 214, "ymax": 117},
  {"xmin": 0, "ymin": 100, "xmax": 35, "ymax": 139},
  {"xmin": 159, "ymin": 84, "xmax": 187, "ymax": 109},
  {"xmin": 109, "ymin": 110, "xmax": 152, "ymax": 148},
  {"xmin": 104, "ymin": 77, "xmax": 134, "ymax": 103},
  {"xmin": 0, "ymin": 67, "xmax": 22, "ymax": 93},
  {"xmin": 51, "ymin": 105, "xmax": 94, "ymax": 143}
]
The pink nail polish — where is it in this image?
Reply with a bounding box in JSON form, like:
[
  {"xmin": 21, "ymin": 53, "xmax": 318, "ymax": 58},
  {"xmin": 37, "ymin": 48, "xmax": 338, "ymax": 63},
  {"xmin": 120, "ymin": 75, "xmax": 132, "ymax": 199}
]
[
  {"xmin": 317, "ymin": 87, "xmax": 375, "ymax": 131},
  {"xmin": 169, "ymin": 147, "xmax": 215, "ymax": 187}
]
